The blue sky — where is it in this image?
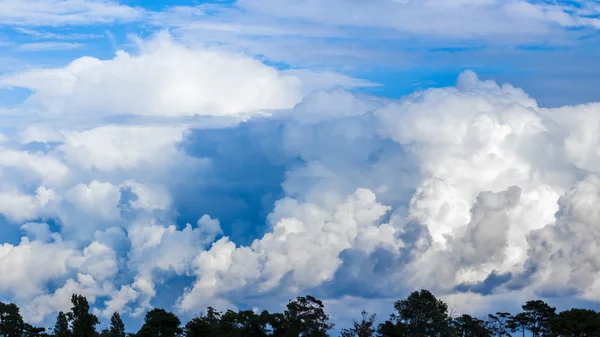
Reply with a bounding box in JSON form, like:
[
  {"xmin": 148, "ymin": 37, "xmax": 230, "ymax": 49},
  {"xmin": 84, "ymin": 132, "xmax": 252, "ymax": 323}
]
[
  {"xmin": 2, "ymin": 0, "xmax": 600, "ymax": 334},
  {"xmin": 1, "ymin": 0, "xmax": 600, "ymax": 106}
]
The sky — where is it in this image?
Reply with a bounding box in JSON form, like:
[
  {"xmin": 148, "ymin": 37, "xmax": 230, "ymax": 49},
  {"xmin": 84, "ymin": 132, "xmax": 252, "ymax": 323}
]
[{"xmin": 2, "ymin": 0, "xmax": 600, "ymax": 333}]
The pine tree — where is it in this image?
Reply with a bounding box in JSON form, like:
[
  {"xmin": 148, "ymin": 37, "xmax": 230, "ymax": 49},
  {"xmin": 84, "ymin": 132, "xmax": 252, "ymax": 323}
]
[
  {"xmin": 67, "ymin": 295, "xmax": 99, "ymax": 337},
  {"xmin": 54, "ymin": 312, "xmax": 71, "ymax": 337},
  {"xmin": 109, "ymin": 313, "xmax": 126, "ymax": 337}
]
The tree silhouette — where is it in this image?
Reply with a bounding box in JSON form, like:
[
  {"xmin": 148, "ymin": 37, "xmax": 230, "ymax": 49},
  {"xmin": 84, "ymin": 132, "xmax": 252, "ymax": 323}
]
[
  {"xmin": 110, "ymin": 313, "xmax": 126, "ymax": 337},
  {"xmin": 54, "ymin": 311, "xmax": 71, "ymax": 337},
  {"xmin": 552, "ymin": 308, "xmax": 600, "ymax": 337},
  {"xmin": 452, "ymin": 314, "xmax": 490, "ymax": 337},
  {"xmin": 67, "ymin": 294, "xmax": 99, "ymax": 337},
  {"xmin": 234, "ymin": 309, "xmax": 272, "ymax": 337},
  {"xmin": 519, "ymin": 300, "xmax": 556, "ymax": 337},
  {"xmin": 508, "ymin": 313, "xmax": 528, "ymax": 337},
  {"xmin": 0, "ymin": 302, "xmax": 25, "ymax": 337},
  {"xmin": 283, "ymin": 295, "xmax": 334, "ymax": 337},
  {"xmin": 184, "ymin": 307, "xmax": 222, "ymax": 337},
  {"xmin": 1, "ymin": 291, "xmax": 600, "ymax": 337},
  {"xmin": 137, "ymin": 308, "xmax": 182, "ymax": 337},
  {"xmin": 379, "ymin": 289, "xmax": 453, "ymax": 337},
  {"xmin": 100, "ymin": 329, "xmax": 112, "ymax": 337},
  {"xmin": 22, "ymin": 323, "xmax": 48, "ymax": 337},
  {"xmin": 485, "ymin": 312, "xmax": 512, "ymax": 337},
  {"xmin": 341, "ymin": 311, "xmax": 376, "ymax": 337}
]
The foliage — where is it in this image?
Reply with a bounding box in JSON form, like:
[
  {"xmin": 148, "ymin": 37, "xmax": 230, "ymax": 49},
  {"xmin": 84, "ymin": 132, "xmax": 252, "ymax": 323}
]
[
  {"xmin": 283, "ymin": 295, "xmax": 334, "ymax": 337},
  {"xmin": 68, "ymin": 294, "xmax": 100, "ymax": 337},
  {"xmin": 136, "ymin": 309, "xmax": 182, "ymax": 337},
  {"xmin": 110, "ymin": 313, "xmax": 126, "ymax": 337},
  {"xmin": 379, "ymin": 289, "xmax": 453, "ymax": 337},
  {"xmin": 54, "ymin": 312, "xmax": 71, "ymax": 337},
  {"xmin": 2, "ymin": 291, "xmax": 600, "ymax": 337},
  {"xmin": 552, "ymin": 308, "xmax": 600, "ymax": 337},
  {"xmin": 340, "ymin": 311, "xmax": 376, "ymax": 337},
  {"xmin": 452, "ymin": 315, "xmax": 490, "ymax": 337}
]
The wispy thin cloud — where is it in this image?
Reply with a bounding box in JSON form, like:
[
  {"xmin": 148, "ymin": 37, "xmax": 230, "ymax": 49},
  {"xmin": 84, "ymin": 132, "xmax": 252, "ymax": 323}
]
[
  {"xmin": 0, "ymin": 0, "xmax": 144, "ymax": 26},
  {"xmin": 16, "ymin": 41, "xmax": 83, "ymax": 51},
  {"xmin": 13, "ymin": 27, "xmax": 103, "ymax": 40}
]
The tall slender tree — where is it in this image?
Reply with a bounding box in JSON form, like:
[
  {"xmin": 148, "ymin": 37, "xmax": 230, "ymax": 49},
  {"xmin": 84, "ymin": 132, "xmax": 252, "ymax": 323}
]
[
  {"xmin": 485, "ymin": 312, "xmax": 512, "ymax": 337},
  {"xmin": 109, "ymin": 313, "xmax": 126, "ymax": 337},
  {"xmin": 67, "ymin": 295, "xmax": 99, "ymax": 337},
  {"xmin": 519, "ymin": 300, "xmax": 556, "ymax": 337},
  {"xmin": 54, "ymin": 312, "xmax": 71, "ymax": 337}
]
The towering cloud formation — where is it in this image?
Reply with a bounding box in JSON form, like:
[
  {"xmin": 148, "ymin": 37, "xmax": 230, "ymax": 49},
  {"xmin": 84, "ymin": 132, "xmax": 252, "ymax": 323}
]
[{"xmin": 0, "ymin": 34, "xmax": 599, "ymax": 329}]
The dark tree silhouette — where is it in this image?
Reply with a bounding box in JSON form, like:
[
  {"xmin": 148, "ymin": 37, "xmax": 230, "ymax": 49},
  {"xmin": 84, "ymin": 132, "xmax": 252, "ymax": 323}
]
[
  {"xmin": 0, "ymin": 302, "xmax": 25, "ymax": 337},
  {"xmin": 54, "ymin": 311, "xmax": 71, "ymax": 337},
  {"xmin": 379, "ymin": 289, "xmax": 453, "ymax": 337},
  {"xmin": 508, "ymin": 312, "xmax": 529, "ymax": 337},
  {"xmin": 340, "ymin": 311, "xmax": 376, "ymax": 337},
  {"xmin": 137, "ymin": 308, "xmax": 182, "ymax": 337},
  {"xmin": 283, "ymin": 295, "xmax": 334, "ymax": 337},
  {"xmin": 234, "ymin": 310, "xmax": 272, "ymax": 337},
  {"xmin": 184, "ymin": 307, "xmax": 221, "ymax": 337},
  {"xmin": 485, "ymin": 312, "xmax": 512, "ymax": 337},
  {"xmin": 67, "ymin": 294, "xmax": 99, "ymax": 337},
  {"xmin": 2, "ymin": 291, "xmax": 600, "ymax": 337},
  {"xmin": 266, "ymin": 313, "xmax": 288, "ymax": 337},
  {"xmin": 22, "ymin": 323, "xmax": 48, "ymax": 337},
  {"xmin": 552, "ymin": 308, "xmax": 600, "ymax": 337},
  {"xmin": 452, "ymin": 314, "xmax": 490, "ymax": 337},
  {"xmin": 519, "ymin": 300, "xmax": 556, "ymax": 337},
  {"xmin": 376, "ymin": 320, "xmax": 404, "ymax": 337},
  {"xmin": 110, "ymin": 313, "xmax": 126, "ymax": 337}
]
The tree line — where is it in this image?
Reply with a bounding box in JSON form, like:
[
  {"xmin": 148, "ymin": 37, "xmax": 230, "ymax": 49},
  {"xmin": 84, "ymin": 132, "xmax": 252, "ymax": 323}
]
[{"xmin": 1, "ymin": 290, "xmax": 599, "ymax": 337}]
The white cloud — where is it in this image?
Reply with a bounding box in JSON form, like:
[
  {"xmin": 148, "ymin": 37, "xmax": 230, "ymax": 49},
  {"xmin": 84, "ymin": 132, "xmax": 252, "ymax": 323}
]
[
  {"xmin": 65, "ymin": 181, "xmax": 121, "ymax": 220},
  {"xmin": 0, "ymin": 33, "xmax": 303, "ymax": 118},
  {"xmin": 525, "ymin": 175, "xmax": 600, "ymax": 300},
  {"xmin": 3, "ymin": 27, "xmax": 600, "ymax": 328},
  {"xmin": 0, "ymin": 186, "xmax": 56, "ymax": 222},
  {"xmin": 0, "ymin": 149, "xmax": 69, "ymax": 186},
  {"xmin": 13, "ymin": 27, "xmax": 103, "ymax": 40},
  {"xmin": 59, "ymin": 125, "xmax": 186, "ymax": 172},
  {"xmin": 16, "ymin": 42, "xmax": 83, "ymax": 51},
  {"xmin": 18, "ymin": 124, "xmax": 65, "ymax": 143},
  {"xmin": 149, "ymin": 0, "xmax": 600, "ymax": 71},
  {"xmin": 177, "ymin": 188, "xmax": 396, "ymax": 312},
  {"xmin": 0, "ymin": 0, "xmax": 143, "ymax": 26},
  {"xmin": 232, "ymin": 0, "xmax": 600, "ymax": 37},
  {"xmin": 0, "ymin": 237, "xmax": 77, "ymax": 300},
  {"xmin": 121, "ymin": 180, "xmax": 171, "ymax": 211},
  {"xmin": 21, "ymin": 222, "xmax": 54, "ymax": 242},
  {"xmin": 166, "ymin": 69, "xmax": 600, "ymax": 315}
]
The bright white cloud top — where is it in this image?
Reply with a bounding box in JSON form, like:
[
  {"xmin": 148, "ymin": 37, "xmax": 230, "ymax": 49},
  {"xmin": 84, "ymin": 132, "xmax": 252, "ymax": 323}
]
[{"xmin": 1, "ymin": 0, "xmax": 600, "ymax": 332}]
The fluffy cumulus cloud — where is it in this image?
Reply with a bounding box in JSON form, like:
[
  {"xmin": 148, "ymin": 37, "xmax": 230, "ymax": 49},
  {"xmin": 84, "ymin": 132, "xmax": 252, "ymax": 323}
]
[
  {"xmin": 0, "ymin": 33, "xmax": 302, "ymax": 118},
  {"xmin": 3, "ymin": 31, "xmax": 600, "ymax": 331}
]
